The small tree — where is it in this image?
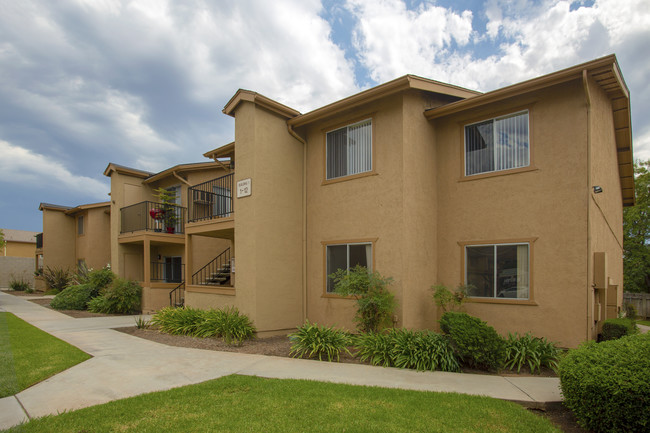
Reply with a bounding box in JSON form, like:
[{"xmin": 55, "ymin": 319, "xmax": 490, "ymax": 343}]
[
  {"xmin": 154, "ymin": 187, "xmax": 179, "ymax": 230},
  {"xmin": 431, "ymin": 284, "xmax": 470, "ymax": 313},
  {"xmin": 330, "ymin": 265, "xmax": 396, "ymax": 333},
  {"xmin": 0, "ymin": 229, "xmax": 6, "ymax": 250}
]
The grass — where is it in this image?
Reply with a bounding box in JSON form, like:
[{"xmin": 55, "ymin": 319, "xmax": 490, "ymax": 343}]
[
  {"xmin": 637, "ymin": 319, "xmax": 650, "ymax": 326},
  {"xmin": 0, "ymin": 312, "xmax": 91, "ymax": 398},
  {"xmin": 2, "ymin": 375, "xmax": 560, "ymax": 433}
]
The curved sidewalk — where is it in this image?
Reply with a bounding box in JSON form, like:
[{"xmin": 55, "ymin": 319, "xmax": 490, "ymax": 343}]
[{"xmin": 0, "ymin": 292, "xmax": 561, "ymax": 430}]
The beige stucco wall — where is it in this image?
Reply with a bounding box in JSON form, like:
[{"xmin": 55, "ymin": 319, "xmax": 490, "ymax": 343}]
[
  {"xmin": 586, "ymin": 74, "xmax": 625, "ymax": 337},
  {"xmin": 42, "ymin": 209, "xmax": 76, "ymax": 271},
  {"xmin": 4, "ymin": 241, "xmax": 36, "ymax": 258},
  {"xmin": 435, "ymin": 80, "xmax": 591, "ymax": 347},
  {"xmin": 74, "ymin": 206, "xmax": 111, "ymax": 270}
]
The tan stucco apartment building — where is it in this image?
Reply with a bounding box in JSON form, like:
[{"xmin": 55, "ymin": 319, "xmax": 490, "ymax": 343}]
[
  {"xmin": 182, "ymin": 55, "xmax": 633, "ymax": 348},
  {"xmin": 37, "ymin": 55, "xmax": 632, "ymax": 347}
]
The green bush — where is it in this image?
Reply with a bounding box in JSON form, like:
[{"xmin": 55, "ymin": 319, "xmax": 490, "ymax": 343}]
[
  {"xmin": 624, "ymin": 302, "xmax": 637, "ymax": 320},
  {"xmin": 504, "ymin": 332, "xmax": 561, "ymax": 374},
  {"xmin": 558, "ymin": 333, "xmax": 650, "ymax": 433},
  {"xmin": 431, "ymin": 284, "xmax": 470, "ymax": 312},
  {"xmin": 42, "ymin": 266, "xmax": 73, "ymax": 292},
  {"xmin": 151, "ymin": 306, "xmax": 256, "ymax": 345},
  {"xmin": 50, "ymin": 284, "xmax": 95, "ymax": 310},
  {"xmin": 289, "ymin": 321, "xmax": 352, "ymax": 362},
  {"xmin": 9, "ymin": 275, "xmax": 31, "ymax": 292},
  {"xmin": 353, "ymin": 329, "xmax": 460, "ymax": 372},
  {"xmin": 439, "ymin": 312, "xmax": 506, "ymax": 371},
  {"xmin": 601, "ymin": 318, "xmax": 637, "ymax": 341},
  {"xmin": 87, "ymin": 279, "xmax": 141, "ymax": 314},
  {"xmin": 87, "ymin": 267, "xmax": 115, "ymax": 292},
  {"xmin": 330, "ymin": 265, "xmax": 396, "ymax": 333}
]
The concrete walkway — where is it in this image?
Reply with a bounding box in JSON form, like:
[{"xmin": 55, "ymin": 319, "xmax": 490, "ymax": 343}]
[{"xmin": 0, "ymin": 292, "xmax": 562, "ymax": 430}]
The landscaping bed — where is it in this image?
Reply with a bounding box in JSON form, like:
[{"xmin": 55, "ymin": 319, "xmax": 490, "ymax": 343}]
[{"xmin": 27, "ymin": 297, "xmax": 130, "ymax": 319}]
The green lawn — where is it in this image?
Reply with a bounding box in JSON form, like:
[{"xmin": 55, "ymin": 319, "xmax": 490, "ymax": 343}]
[
  {"xmin": 3, "ymin": 375, "xmax": 560, "ymax": 433},
  {"xmin": 637, "ymin": 320, "xmax": 650, "ymax": 326},
  {"xmin": 0, "ymin": 312, "xmax": 91, "ymax": 397}
]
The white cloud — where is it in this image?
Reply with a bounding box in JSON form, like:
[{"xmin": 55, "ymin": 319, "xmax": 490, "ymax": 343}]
[{"xmin": 0, "ymin": 140, "xmax": 108, "ymax": 199}]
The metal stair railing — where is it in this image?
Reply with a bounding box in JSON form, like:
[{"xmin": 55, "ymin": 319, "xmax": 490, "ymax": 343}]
[
  {"xmin": 191, "ymin": 248, "xmax": 231, "ymax": 286},
  {"xmin": 169, "ymin": 281, "xmax": 185, "ymax": 308}
]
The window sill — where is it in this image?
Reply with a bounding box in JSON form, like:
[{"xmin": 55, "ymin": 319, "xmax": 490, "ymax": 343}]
[
  {"xmin": 322, "ymin": 170, "xmax": 378, "ymax": 186},
  {"xmin": 321, "ymin": 293, "xmax": 357, "ymax": 300},
  {"xmin": 466, "ymin": 297, "xmax": 537, "ymax": 306},
  {"xmin": 459, "ymin": 165, "xmax": 538, "ymax": 183}
]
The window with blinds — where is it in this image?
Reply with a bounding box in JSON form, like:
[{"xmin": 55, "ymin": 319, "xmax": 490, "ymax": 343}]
[
  {"xmin": 326, "ymin": 119, "xmax": 372, "ymax": 180},
  {"xmin": 465, "ymin": 111, "xmax": 529, "ymax": 176}
]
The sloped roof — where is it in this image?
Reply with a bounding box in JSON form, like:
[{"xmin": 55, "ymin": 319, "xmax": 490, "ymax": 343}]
[{"xmin": 2, "ymin": 229, "xmax": 39, "ymax": 243}]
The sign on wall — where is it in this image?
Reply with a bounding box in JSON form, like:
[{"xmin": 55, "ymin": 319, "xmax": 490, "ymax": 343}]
[{"xmin": 237, "ymin": 178, "xmax": 252, "ymax": 198}]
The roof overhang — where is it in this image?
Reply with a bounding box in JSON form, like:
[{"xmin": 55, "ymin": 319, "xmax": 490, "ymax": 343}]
[
  {"xmin": 64, "ymin": 202, "xmax": 111, "ymax": 215},
  {"xmin": 424, "ymin": 54, "xmax": 634, "ymax": 207},
  {"xmin": 103, "ymin": 163, "xmax": 152, "ymax": 178},
  {"xmin": 288, "ymin": 75, "xmax": 481, "ymax": 128},
  {"xmin": 39, "ymin": 202, "xmax": 72, "ymax": 212},
  {"xmin": 203, "ymin": 142, "xmax": 235, "ymax": 160},
  {"xmin": 223, "ymin": 90, "xmax": 300, "ymax": 119},
  {"xmin": 143, "ymin": 161, "xmax": 222, "ymax": 184}
]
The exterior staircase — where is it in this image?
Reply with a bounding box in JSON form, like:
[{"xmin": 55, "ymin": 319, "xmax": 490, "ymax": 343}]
[
  {"xmin": 169, "ymin": 247, "xmax": 232, "ymax": 307},
  {"xmin": 202, "ymin": 261, "xmax": 231, "ymax": 285}
]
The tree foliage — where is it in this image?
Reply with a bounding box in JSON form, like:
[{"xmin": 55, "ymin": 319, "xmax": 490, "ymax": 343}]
[
  {"xmin": 623, "ymin": 160, "xmax": 650, "ymax": 293},
  {"xmin": 0, "ymin": 229, "xmax": 5, "ymax": 250}
]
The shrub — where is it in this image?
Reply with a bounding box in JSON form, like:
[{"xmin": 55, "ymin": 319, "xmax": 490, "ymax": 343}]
[
  {"xmin": 87, "ymin": 278, "xmax": 141, "ymax": 314},
  {"xmin": 9, "ymin": 275, "xmax": 31, "ymax": 292},
  {"xmin": 151, "ymin": 306, "xmax": 256, "ymax": 345},
  {"xmin": 50, "ymin": 284, "xmax": 96, "ymax": 310},
  {"xmin": 623, "ymin": 302, "xmax": 637, "ymax": 320},
  {"xmin": 134, "ymin": 316, "xmax": 151, "ymax": 329},
  {"xmin": 431, "ymin": 284, "xmax": 470, "ymax": 313},
  {"xmin": 42, "ymin": 266, "xmax": 73, "ymax": 292},
  {"xmin": 330, "ymin": 265, "xmax": 396, "ymax": 333},
  {"xmin": 439, "ymin": 312, "xmax": 506, "ymax": 371},
  {"xmin": 289, "ymin": 321, "xmax": 352, "ymax": 362},
  {"xmin": 504, "ymin": 332, "xmax": 561, "ymax": 374},
  {"xmin": 87, "ymin": 267, "xmax": 115, "ymax": 293},
  {"xmin": 558, "ymin": 333, "xmax": 650, "ymax": 433},
  {"xmin": 601, "ymin": 318, "xmax": 637, "ymax": 341},
  {"xmin": 353, "ymin": 329, "xmax": 460, "ymax": 372}
]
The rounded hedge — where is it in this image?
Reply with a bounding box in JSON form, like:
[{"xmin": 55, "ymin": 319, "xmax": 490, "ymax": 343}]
[
  {"xmin": 50, "ymin": 284, "xmax": 96, "ymax": 310},
  {"xmin": 558, "ymin": 332, "xmax": 650, "ymax": 433},
  {"xmin": 439, "ymin": 311, "xmax": 505, "ymax": 371}
]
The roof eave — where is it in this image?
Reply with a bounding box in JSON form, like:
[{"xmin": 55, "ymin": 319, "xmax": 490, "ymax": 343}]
[{"xmin": 222, "ymin": 90, "xmax": 301, "ymax": 119}]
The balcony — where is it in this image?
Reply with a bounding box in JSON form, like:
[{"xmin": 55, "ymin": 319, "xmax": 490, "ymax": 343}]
[
  {"xmin": 188, "ymin": 173, "xmax": 233, "ymax": 223},
  {"xmin": 120, "ymin": 201, "xmax": 186, "ymax": 235}
]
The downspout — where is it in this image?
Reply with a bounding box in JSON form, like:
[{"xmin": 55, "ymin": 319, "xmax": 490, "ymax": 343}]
[
  {"xmin": 287, "ymin": 124, "xmax": 308, "ymax": 323},
  {"xmin": 582, "ymin": 69, "xmax": 593, "ymax": 341}
]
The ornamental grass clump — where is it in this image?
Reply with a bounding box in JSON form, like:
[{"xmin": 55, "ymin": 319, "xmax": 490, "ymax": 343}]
[
  {"xmin": 353, "ymin": 328, "xmax": 460, "ymax": 372},
  {"xmin": 504, "ymin": 332, "xmax": 561, "ymax": 374},
  {"xmin": 558, "ymin": 332, "xmax": 650, "ymax": 433},
  {"xmin": 289, "ymin": 321, "xmax": 352, "ymax": 362}
]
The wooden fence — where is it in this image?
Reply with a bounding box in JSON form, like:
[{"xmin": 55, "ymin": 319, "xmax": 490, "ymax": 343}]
[{"xmin": 623, "ymin": 292, "xmax": 650, "ymax": 319}]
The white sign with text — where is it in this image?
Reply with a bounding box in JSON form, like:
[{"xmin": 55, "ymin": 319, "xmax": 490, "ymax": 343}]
[{"xmin": 236, "ymin": 178, "xmax": 252, "ymax": 198}]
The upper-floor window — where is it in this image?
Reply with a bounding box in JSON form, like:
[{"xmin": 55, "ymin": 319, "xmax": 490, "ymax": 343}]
[
  {"xmin": 465, "ymin": 111, "xmax": 529, "ymax": 176},
  {"xmin": 326, "ymin": 119, "xmax": 372, "ymax": 180},
  {"xmin": 77, "ymin": 215, "xmax": 84, "ymax": 236}
]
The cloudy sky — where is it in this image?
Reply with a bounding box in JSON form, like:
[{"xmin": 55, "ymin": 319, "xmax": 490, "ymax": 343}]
[{"xmin": 1, "ymin": 0, "xmax": 649, "ymax": 231}]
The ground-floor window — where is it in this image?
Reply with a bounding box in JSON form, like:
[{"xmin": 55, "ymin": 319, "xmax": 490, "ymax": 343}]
[
  {"xmin": 465, "ymin": 243, "xmax": 529, "ymax": 300},
  {"xmin": 325, "ymin": 242, "xmax": 372, "ymax": 293}
]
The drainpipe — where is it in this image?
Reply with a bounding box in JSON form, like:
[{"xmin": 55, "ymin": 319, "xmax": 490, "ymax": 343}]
[
  {"xmin": 287, "ymin": 124, "xmax": 308, "ymax": 323},
  {"xmin": 582, "ymin": 69, "xmax": 593, "ymax": 341}
]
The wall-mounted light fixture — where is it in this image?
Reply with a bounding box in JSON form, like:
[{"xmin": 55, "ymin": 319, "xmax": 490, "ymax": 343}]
[{"xmin": 593, "ymin": 186, "xmax": 603, "ymax": 194}]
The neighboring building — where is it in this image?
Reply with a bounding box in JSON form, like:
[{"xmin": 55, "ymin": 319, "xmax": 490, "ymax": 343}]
[
  {"xmin": 2, "ymin": 229, "xmax": 38, "ymax": 258},
  {"xmin": 37, "ymin": 202, "xmax": 112, "ymax": 273},
  {"xmin": 181, "ymin": 54, "xmax": 632, "ymax": 347}
]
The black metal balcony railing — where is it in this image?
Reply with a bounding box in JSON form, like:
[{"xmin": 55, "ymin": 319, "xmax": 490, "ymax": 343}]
[
  {"xmin": 188, "ymin": 173, "xmax": 233, "ymax": 223},
  {"xmin": 36, "ymin": 233, "xmax": 43, "ymax": 249},
  {"xmin": 150, "ymin": 261, "xmax": 184, "ymax": 283},
  {"xmin": 120, "ymin": 201, "xmax": 186, "ymax": 234}
]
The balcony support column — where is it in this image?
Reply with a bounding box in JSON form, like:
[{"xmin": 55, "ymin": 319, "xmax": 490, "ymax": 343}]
[{"xmin": 143, "ymin": 238, "xmax": 151, "ymax": 286}]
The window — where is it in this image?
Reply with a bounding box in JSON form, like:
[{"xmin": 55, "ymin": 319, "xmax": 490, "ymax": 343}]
[
  {"xmin": 465, "ymin": 243, "xmax": 529, "ymax": 300},
  {"xmin": 326, "ymin": 119, "xmax": 372, "ymax": 180},
  {"xmin": 326, "ymin": 242, "xmax": 372, "ymax": 293},
  {"xmin": 164, "ymin": 256, "xmax": 183, "ymax": 283},
  {"xmin": 465, "ymin": 111, "xmax": 529, "ymax": 176},
  {"xmin": 77, "ymin": 215, "xmax": 84, "ymax": 235}
]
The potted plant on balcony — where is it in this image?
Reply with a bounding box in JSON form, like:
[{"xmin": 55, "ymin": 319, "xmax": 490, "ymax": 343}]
[{"xmin": 154, "ymin": 187, "xmax": 179, "ymax": 234}]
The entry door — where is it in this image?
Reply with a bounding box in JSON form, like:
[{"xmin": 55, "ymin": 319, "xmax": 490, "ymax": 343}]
[{"xmin": 164, "ymin": 256, "xmax": 183, "ymax": 283}]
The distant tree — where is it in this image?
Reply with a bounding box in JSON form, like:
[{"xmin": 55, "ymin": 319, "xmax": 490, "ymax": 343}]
[
  {"xmin": 623, "ymin": 160, "xmax": 650, "ymax": 293},
  {"xmin": 0, "ymin": 229, "xmax": 5, "ymax": 250}
]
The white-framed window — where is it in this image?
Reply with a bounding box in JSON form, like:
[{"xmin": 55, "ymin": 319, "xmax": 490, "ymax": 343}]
[
  {"xmin": 465, "ymin": 243, "xmax": 530, "ymax": 300},
  {"xmin": 326, "ymin": 242, "xmax": 372, "ymax": 293},
  {"xmin": 465, "ymin": 111, "xmax": 529, "ymax": 176},
  {"xmin": 326, "ymin": 119, "xmax": 372, "ymax": 180}
]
